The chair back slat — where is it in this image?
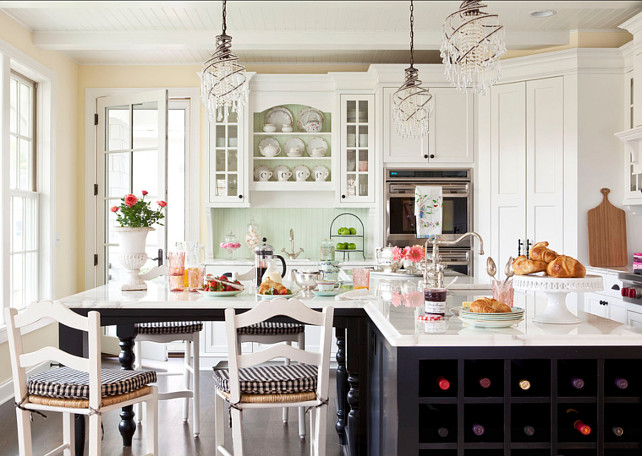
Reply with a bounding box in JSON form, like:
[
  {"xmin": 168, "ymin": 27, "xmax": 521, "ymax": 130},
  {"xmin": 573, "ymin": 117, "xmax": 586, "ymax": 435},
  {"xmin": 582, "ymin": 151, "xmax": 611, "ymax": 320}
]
[
  {"xmin": 238, "ymin": 344, "xmax": 321, "ymax": 369},
  {"xmin": 235, "ymin": 298, "xmax": 325, "ymax": 328},
  {"xmin": 13, "ymin": 300, "xmax": 89, "ymax": 332},
  {"xmin": 20, "ymin": 347, "xmax": 90, "ymax": 372}
]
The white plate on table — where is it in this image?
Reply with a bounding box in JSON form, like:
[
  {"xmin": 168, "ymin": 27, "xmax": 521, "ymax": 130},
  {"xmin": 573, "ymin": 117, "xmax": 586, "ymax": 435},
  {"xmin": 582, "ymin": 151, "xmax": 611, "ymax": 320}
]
[
  {"xmin": 458, "ymin": 316, "xmax": 524, "ymax": 328},
  {"xmin": 198, "ymin": 289, "xmax": 243, "ymax": 298},
  {"xmin": 312, "ymin": 289, "xmax": 342, "ymax": 297},
  {"xmin": 256, "ymin": 292, "xmax": 297, "ymax": 300}
]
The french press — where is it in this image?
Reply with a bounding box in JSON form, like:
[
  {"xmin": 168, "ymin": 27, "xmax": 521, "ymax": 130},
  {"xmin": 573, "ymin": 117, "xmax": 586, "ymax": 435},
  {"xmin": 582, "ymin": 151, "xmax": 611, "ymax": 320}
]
[{"xmin": 254, "ymin": 237, "xmax": 287, "ymax": 288}]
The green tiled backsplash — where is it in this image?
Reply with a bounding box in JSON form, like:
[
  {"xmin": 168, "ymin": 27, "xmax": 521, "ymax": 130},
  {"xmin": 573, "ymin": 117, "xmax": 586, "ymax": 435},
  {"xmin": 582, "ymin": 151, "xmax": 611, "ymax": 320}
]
[{"xmin": 209, "ymin": 208, "xmax": 370, "ymax": 260}]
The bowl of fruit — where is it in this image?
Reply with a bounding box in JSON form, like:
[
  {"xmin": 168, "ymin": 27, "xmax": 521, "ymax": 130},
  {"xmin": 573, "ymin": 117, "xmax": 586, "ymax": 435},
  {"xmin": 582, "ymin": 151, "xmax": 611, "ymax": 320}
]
[
  {"xmin": 198, "ymin": 275, "xmax": 244, "ymax": 297},
  {"xmin": 336, "ymin": 242, "xmax": 358, "ymax": 251}
]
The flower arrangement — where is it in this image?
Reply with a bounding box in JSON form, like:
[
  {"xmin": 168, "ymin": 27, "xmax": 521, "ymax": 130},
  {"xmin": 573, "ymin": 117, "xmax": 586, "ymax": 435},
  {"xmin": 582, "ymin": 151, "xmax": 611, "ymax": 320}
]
[
  {"xmin": 111, "ymin": 191, "xmax": 167, "ymax": 227},
  {"xmin": 392, "ymin": 245, "xmax": 426, "ymax": 263}
]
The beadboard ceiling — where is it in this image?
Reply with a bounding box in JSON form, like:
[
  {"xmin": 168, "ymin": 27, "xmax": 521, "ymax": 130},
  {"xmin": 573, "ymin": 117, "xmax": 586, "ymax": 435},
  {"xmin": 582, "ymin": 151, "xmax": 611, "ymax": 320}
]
[{"xmin": 1, "ymin": 1, "xmax": 641, "ymax": 65}]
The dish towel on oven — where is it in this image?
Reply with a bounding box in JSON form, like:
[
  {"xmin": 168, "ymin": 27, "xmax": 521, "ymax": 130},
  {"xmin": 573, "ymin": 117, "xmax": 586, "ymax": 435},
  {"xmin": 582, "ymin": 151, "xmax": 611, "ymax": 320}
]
[{"xmin": 415, "ymin": 186, "xmax": 443, "ymax": 238}]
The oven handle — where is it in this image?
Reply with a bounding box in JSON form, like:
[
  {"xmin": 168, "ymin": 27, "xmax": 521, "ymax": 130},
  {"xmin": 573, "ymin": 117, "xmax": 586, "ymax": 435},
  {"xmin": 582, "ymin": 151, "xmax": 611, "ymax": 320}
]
[{"xmin": 389, "ymin": 183, "xmax": 469, "ymax": 196}]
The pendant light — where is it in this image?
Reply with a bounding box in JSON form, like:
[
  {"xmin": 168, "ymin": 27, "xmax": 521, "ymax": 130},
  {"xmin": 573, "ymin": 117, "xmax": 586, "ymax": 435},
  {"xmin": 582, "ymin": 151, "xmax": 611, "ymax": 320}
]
[
  {"xmin": 201, "ymin": 0, "xmax": 247, "ymax": 121},
  {"xmin": 392, "ymin": 0, "xmax": 432, "ymax": 139},
  {"xmin": 440, "ymin": 0, "xmax": 506, "ymax": 95}
]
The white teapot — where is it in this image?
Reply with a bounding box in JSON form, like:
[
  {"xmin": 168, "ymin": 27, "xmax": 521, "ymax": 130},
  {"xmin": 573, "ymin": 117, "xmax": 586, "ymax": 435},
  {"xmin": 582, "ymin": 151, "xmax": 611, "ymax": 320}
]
[{"xmin": 259, "ymin": 143, "xmax": 281, "ymax": 157}]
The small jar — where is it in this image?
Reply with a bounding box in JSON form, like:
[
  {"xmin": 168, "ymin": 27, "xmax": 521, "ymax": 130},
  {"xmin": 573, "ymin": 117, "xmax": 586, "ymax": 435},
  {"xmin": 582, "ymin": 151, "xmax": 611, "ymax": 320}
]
[
  {"xmin": 320, "ymin": 238, "xmax": 335, "ymax": 262},
  {"xmin": 424, "ymin": 287, "xmax": 447, "ymax": 319}
]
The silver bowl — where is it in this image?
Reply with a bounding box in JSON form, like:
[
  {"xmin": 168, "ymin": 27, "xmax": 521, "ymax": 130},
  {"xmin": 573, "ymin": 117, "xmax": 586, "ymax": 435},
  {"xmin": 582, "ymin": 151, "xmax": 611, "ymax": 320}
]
[{"xmin": 294, "ymin": 270, "xmax": 322, "ymax": 298}]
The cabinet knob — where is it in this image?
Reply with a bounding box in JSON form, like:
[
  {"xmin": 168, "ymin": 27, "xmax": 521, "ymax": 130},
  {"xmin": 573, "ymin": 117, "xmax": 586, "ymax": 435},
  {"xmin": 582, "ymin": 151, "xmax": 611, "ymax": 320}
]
[
  {"xmin": 430, "ymin": 154, "xmax": 435, "ymax": 159},
  {"xmin": 341, "ymin": 194, "xmax": 346, "ymax": 199},
  {"xmin": 423, "ymin": 154, "xmax": 428, "ymax": 159},
  {"xmin": 238, "ymin": 194, "xmax": 243, "ymax": 199},
  {"xmin": 611, "ymin": 284, "xmax": 620, "ymax": 291}
]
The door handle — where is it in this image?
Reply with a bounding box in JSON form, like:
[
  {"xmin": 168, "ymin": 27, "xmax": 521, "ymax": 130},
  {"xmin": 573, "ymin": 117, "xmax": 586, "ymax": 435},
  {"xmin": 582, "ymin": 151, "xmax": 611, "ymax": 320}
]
[
  {"xmin": 518, "ymin": 239, "xmax": 524, "ymax": 257},
  {"xmin": 525, "ymin": 239, "xmax": 532, "ymax": 259},
  {"xmin": 150, "ymin": 248, "xmax": 164, "ymax": 267}
]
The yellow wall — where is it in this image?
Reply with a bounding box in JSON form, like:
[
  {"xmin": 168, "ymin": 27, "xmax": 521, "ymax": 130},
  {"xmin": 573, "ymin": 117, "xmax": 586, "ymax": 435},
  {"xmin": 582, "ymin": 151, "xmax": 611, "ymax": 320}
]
[{"xmin": 0, "ymin": 10, "xmax": 79, "ymax": 385}]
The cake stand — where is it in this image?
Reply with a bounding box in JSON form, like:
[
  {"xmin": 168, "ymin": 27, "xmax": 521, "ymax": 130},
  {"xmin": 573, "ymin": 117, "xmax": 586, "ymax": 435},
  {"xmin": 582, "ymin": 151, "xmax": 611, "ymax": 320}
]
[{"xmin": 513, "ymin": 275, "xmax": 603, "ymax": 324}]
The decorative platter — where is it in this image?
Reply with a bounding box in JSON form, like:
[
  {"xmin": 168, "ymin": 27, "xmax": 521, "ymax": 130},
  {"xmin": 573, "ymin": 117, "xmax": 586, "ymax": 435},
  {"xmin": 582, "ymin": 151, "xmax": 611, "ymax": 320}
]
[
  {"xmin": 298, "ymin": 107, "xmax": 324, "ymax": 132},
  {"xmin": 284, "ymin": 137, "xmax": 306, "ymax": 157},
  {"xmin": 265, "ymin": 106, "xmax": 293, "ymax": 130},
  {"xmin": 307, "ymin": 136, "xmax": 328, "ymax": 157}
]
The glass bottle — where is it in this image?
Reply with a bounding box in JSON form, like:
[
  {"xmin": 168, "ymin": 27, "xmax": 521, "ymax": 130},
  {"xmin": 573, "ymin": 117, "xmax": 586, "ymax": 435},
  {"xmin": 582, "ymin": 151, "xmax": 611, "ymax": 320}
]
[{"xmin": 320, "ymin": 238, "xmax": 335, "ymax": 262}]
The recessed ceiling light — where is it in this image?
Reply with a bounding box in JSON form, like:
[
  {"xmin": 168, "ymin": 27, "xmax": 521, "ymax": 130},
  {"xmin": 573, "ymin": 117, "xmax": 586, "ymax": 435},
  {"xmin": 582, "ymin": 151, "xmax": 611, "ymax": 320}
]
[{"xmin": 530, "ymin": 10, "xmax": 557, "ymax": 18}]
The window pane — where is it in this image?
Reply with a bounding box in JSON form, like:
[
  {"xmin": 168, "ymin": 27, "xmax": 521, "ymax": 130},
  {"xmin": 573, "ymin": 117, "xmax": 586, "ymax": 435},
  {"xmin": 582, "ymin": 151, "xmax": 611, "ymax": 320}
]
[
  {"xmin": 132, "ymin": 149, "xmax": 158, "ymax": 197},
  {"xmin": 25, "ymin": 197, "xmax": 37, "ymax": 251},
  {"xmin": 106, "ymin": 245, "xmax": 120, "ymax": 284},
  {"xmin": 11, "ymin": 254, "xmax": 23, "ymax": 309},
  {"xmin": 19, "ymin": 138, "xmax": 30, "ymax": 190},
  {"xmin": 107, "ymin": 105, "xmax": 130, "ymax": 151},
  {"xmin": 228, "ymin": 150, "xmax": 238, "ymax": 172},
  {"xmin": 133, "ymin": 101, "xmax": 158, "ymax": 149},
  {"xmin": 10, "ymin": 78, "xmax": 17, "ymax": 134},
  {"xmin": 106, "ymin": 152, "xmax": 131, "ymax": 197},
  {"xmin": 19, "ymin": 82, "xmax": 31, "ymax": 137},
  {"xmin": 10, "ymin": 135, "xmax": 17, "ymax": 189},
  {"xmin": 12, "ymin": 196, "xmax": 23, "ymax": 253},
  {"xmin": 25, "ymin": 252, "xmax": 37, "ymax": 307},
  {"xmin": 106, "ymin": 202, "xmax": 120, "ymax": 245},
  {"xmin": 167, "ymin": 108, "xmax": 185, "ymax": 246}
]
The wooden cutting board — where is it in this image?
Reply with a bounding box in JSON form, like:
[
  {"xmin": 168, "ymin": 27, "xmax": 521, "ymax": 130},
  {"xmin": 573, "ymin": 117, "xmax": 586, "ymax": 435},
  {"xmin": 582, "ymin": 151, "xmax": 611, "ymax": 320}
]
[{"xmin": 587, "ymin": 188, "xmax": 627, "ymax": 267}]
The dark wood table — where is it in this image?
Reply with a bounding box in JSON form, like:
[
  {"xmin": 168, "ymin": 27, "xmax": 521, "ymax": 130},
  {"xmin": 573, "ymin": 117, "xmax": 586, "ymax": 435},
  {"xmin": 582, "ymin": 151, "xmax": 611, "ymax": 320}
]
[{"xmin": 58, "ymin": 282, "xmax": 370, "ymax": 456}]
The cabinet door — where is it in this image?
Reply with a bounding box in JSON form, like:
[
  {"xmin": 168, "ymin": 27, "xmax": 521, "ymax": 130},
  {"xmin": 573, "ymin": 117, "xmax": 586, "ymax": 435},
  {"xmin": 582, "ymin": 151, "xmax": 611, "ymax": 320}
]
[
  {"xmin": 525, "ymin": 77, "xmax": 564, "ymax": 253},
  {"xmin": 584, "ymin": 292, "xmax": 609, "ymax": 319},
  {"xmin": 490, "ymin": 82, "xmax": 527, "ymax": 263},
  {"xmin": 207, "ymin": 110, "xmax": 246, "ymax": 205},
  {"xmin": 428, "ymin": 88, "xmax": 474, "ymax": 164},
  {"xmin": 340, "ymin": 95, "xmax": 375, "ymax": 203},
  {"xmin": 628, "ymin": 310, "xmax": 642, "ymax": 329},
  {"xmin": 382, "ymin": 87, "xmax": 428, "ymax": 163}
]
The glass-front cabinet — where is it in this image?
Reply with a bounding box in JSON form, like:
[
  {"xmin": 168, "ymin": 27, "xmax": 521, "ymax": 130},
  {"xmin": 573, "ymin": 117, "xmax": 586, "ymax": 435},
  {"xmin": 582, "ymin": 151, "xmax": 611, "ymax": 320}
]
[
  {"xmin": 340, "ymin": 94, "xmax": 375, "ymax": 204},
  {"xmin": 622, "ymin": 71, "xmax": 642, "ymax": 205},
  {"xmin": 207, "ymin": 110, "xmax": 248, "ymax": 205}
]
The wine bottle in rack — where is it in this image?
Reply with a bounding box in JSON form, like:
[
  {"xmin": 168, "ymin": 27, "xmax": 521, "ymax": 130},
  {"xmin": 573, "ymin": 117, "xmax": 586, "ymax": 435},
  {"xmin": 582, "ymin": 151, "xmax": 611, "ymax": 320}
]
[
  {"xmin": 523, "ymin": 425, "xmax": 536, "ymax": 437},
  {"xmin": 436, "ymin": 376, "xmax": 451, "ymax": 391},
  {"xmin": 614, "ymin": 377, "xmax": 629, "ymax": 390},
  {"xmin": 612, "ymin": 426, "xmax": 624, "ymax": 437},
  {"xmin": 479, "ymin": 376, "xmax": 492, "ymax": 389},
  {"xmin": 472, "ymin": 423, "xmax": 485, "ymax": 436},
  {"xmin": 518, "ymin": 379, "xmax": 531, "ymax": 391},
  {"xmin": 437, "ymin": 427, "xmax": 449, "ymax": 438},
  {"xmin": 570, "ymin": 376, "xmax": 585, "ymax": 390},
  {"xmin": 565, "ymin": 408, "xmax": 591, "ymax": 435}
]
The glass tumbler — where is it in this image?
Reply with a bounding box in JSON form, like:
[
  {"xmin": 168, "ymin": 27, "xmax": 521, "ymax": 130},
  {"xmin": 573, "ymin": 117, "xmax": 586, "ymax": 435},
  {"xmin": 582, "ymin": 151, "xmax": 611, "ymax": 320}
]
[
  {"xmin": 168, "ymin": 251, "xmax": 186, "ymax": 292},
  {"xmin": 492, "ymin": 278, "xmax": 514, "ymax": 307},
  {"xmin": 353, "ymin": 268, "xmax": 371, "ymax": 290}
]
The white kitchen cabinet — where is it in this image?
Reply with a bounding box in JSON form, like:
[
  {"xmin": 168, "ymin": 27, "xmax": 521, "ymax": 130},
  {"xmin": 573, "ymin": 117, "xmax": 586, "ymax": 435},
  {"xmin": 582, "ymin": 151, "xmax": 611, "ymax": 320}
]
[
  {"xmin": 584, "ymin": 291, "xmax": 627, "ymax": 323},
  {"xmin": 620, "ymin": 71, "xmax": 642, "ymax": 205},
  {"xmin": 382, "ymin": 86, "xmax": 473, "ymax": 165},
  {"xmin": 489, "ymin": 77, "xmax": 565, "ymax": 264},
  {"xmin": 205, "ymin": 109, "xmax": 249, "ymax": 207},
  {"xmin": 628, "ymin": 308, "xmax": 642, "ymax": 329},
  {"xmin": 339, "ymin": 94, "xmax": 375, "ymax": 203}
]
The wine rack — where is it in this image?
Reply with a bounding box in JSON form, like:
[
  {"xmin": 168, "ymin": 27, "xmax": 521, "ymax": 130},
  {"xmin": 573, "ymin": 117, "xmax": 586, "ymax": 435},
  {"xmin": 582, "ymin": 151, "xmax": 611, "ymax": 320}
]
[{"xmin": 369, "ymin": 330, "xmax": 642, "ymax": 456}]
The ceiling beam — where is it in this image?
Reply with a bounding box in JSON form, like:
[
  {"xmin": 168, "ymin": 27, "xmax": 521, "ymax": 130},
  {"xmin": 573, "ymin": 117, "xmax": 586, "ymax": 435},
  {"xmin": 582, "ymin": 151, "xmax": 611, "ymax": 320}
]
[{"xmin": 33, "ymin": 30, "xmax": 569, "ymax": 52}]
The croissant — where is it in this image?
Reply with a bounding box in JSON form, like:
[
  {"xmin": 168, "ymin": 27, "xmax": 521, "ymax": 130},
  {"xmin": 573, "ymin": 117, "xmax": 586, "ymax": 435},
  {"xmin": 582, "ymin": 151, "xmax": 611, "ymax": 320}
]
[
  {"xmin": 529, "ymin": 241, "xmax": 559, "ymax": 263},
  {"xmin": 469, "ymin": 297, "xmax": 511, "ymax": 313},
  {"xmin": 512, "ymin": 255, "xmax": 548, "ymax": 275},
  {"xmin": 546, "ymin": 255, "xmax": 586, "ymax": 278}
]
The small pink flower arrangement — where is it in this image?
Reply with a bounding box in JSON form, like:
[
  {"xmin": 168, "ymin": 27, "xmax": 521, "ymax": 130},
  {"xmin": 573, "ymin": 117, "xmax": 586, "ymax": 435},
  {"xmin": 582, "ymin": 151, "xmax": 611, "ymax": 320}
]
[
  {"xmin": 111, "ymin": 191, "xmax": 167, "ymax": 228},
  {"xmin": 392, "ymin": 245, "xmax": 426, "ymax": 263}
]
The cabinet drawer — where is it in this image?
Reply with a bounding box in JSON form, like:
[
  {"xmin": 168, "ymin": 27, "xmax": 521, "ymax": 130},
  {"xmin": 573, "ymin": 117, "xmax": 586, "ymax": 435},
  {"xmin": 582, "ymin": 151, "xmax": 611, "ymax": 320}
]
[{"xmin": 585, "ymin": 293, "xmax": 608, "ymax": 319}]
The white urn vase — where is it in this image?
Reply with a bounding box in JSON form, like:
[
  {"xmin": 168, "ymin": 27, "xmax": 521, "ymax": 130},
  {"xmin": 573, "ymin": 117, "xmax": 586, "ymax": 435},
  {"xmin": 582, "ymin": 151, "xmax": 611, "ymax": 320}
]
[{"xmin": 114, "ymin": 226, "xmax": 154, "ymax": 291}]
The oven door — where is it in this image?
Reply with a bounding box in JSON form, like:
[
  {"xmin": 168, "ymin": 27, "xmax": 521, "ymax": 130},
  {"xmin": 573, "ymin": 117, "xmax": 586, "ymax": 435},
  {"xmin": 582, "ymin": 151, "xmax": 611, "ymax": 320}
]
[{"xmin": 386, "ymin": 182, "xmax": 471, "ymax": 246}]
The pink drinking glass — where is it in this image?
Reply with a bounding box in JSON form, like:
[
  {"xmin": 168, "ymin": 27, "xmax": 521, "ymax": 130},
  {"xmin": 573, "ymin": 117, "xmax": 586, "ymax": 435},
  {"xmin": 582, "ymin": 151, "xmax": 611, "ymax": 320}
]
[
  {"xmin": 168, "ymin": 251, "xmax": 185, "ymax": 292},
  {"xmin": 353, "ymin": 268, "xmax": 371, "ymax": 290},
  {"xmin": 492, "ymin": 278, "xmax": 514, "ymax": 307}
]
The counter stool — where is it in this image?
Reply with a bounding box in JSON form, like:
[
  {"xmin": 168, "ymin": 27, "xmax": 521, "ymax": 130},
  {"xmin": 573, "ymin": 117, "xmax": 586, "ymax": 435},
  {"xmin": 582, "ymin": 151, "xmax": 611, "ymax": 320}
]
[
  {"xmin": 134, "ymin": 321, "xmax": 202, "ymax": 438},
  {"xmin": 238, "ymin": 321, "xmax": 307, "ymax": 438}
]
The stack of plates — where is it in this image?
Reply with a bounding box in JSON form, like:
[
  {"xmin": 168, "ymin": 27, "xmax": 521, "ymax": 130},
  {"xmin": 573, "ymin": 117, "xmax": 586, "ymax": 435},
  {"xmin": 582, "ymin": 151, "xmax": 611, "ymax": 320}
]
[{"xmin": 458, "ymin": 307, "xmax": 525, "ymax": 328}]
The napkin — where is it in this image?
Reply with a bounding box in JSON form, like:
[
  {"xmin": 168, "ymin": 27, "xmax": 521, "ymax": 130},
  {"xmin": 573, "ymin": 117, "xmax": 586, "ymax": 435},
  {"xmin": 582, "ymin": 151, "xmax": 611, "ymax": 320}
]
[
  {"xmin": 415, "ymin": 185, "xmax": 443, "ymax": 238},
  {"xmin": 335, "ymin": 288, "xmax": 377, "ymax": 301}
]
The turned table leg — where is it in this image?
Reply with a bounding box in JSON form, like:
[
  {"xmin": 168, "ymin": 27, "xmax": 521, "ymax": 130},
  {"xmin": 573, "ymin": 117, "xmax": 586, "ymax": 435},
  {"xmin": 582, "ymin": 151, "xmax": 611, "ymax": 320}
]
[
  {"xmin": 117, "ymin": 325, "xmax": 137, "ymax": 447},
  {"xmin": 345, "ymin": 317, "xmax": 368, "ymax": 456},
  {"xmin": 335, "ymin": 327, "xmax": 348, "ymax": 445}
]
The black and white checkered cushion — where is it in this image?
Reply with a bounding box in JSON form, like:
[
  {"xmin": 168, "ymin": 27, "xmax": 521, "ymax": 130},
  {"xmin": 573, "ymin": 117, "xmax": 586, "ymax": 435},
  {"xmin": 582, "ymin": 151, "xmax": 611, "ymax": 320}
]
[
  {"xmin": 27, "ymin": 367, "xmax": 157, "ymax": 399},
  {"xmin": 213, "ymin": 364, "xmax": 317, "ymax": 395},
  {"xmin": 135, "ymin": 321, "xmax": 203, "ymax": 335},
  {"xmin": 238, "ymin": 322, "xmax": 304, "ymax": 336}
]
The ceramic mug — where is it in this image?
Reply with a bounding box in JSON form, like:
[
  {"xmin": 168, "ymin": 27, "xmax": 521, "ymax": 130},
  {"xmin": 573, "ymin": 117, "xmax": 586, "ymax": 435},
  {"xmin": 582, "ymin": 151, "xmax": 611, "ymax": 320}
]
[
  {"xmin": 282, "ymin": 124, "xmax": 293, "ymax": 133},
  {"xmin": 295, "ymin": 167, "xmax": 310, "ymax": 181},
  {"xmin": 314, "ymin": 168, "xmax": 329, "ymax": 181},
  {"xmin": 317, "ymin": 280, "xmax": 341, "ymax": 292},
  {"xmin": 259, "ymin": 144, "xmax": 281, "ymax": 157},
  {"xmin": 257, "ymin": 170, "xmax": 273, "ymax": 181},
  {"xmin": 263, "ymin": 124, "xmax": 277, "ymax": 132},
  {"xmin": 276, "ymin": 169, "xmax": 292, "ymax": 181}
]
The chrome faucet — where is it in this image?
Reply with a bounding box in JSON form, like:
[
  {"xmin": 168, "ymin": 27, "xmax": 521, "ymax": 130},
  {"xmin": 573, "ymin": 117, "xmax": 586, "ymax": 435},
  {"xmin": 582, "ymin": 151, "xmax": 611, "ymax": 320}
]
[
  {"xmin": 424, "ymin": 232, "xmax": 485, "ymax": 288},
  {"xmin": 281, "ymin": 228, "xmax": 304, "ymax": 260}
]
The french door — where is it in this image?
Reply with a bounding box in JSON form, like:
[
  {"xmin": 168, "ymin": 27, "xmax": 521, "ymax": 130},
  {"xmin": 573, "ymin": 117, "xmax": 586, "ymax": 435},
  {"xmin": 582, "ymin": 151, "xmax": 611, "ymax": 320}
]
[{"xmin": 96, "ymin": 90, "xmax": 168, "ymax": 286}]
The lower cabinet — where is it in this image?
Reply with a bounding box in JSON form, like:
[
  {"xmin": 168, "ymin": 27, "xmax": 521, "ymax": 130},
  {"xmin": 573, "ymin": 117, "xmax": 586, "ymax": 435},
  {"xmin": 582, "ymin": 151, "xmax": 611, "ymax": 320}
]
[{"xmin": 584, "ymin": 292, "xmax": 627, "ymax": 324}]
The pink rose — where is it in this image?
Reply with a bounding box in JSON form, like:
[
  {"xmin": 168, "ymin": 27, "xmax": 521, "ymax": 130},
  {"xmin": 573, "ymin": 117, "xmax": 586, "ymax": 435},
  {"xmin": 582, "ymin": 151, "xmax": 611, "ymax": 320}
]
[
  {"xmin": 407, "ymin": 245, "xmax": 425, "ymax": 263},
  {"xmin": 124, "ymin": 194, "xmax": 137, "ymax": 208},
  {"xmin": 110, "ymin": 206, "xmax": 119, "ymax": 212},
  {"xmin": 141, "ymin": 190, "xmax": 148, "ymax": 196},
  {"xmin": 157, "ymin": 200, "xmax": 167, "ymax": 208}
]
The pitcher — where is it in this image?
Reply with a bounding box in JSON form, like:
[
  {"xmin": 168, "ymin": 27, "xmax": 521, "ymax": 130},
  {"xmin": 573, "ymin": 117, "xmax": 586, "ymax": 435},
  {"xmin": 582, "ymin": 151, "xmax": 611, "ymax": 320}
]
[{"xmin": 184, "ymin": 241, "xmax": 207, "ymax": 291}]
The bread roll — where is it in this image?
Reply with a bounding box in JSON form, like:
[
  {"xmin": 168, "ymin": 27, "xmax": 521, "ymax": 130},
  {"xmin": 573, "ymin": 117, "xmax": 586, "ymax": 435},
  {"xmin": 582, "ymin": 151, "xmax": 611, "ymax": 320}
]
[
  {"xmin": 529, "ymin": 241, "xmax": 559, "ymax": 263},
  {"xmin": 512, "ymin": 255, "xmax": 548, "ymax": 275},
  {"xmin": 469, "ymin": 297, "xmax": 511, "ymax": 313},
  {"xmin": 546, "ymin": 255, "xmax": 586, "ymax": 278}
]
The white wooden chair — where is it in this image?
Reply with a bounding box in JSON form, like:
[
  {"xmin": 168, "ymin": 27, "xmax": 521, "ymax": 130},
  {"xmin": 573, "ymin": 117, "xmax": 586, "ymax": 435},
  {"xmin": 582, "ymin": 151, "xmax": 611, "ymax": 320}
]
[
  {"xmin": 133, "ymin": 321, "xmax": 202, "ymax": 437},
  {"xmin": 213, "ymin": 298, "xmax": 333, "ymax": 456},
  {"xmin": 5, "ymin": 300, "xmax": 158, "ymax": 456}
]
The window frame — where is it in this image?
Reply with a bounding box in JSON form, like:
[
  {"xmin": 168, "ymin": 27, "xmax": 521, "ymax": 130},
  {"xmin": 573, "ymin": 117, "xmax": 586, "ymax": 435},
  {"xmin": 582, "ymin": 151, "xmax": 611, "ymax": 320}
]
[{"xmin": 0, "ymin": 38, "xmax": 56, "ymax": 341}]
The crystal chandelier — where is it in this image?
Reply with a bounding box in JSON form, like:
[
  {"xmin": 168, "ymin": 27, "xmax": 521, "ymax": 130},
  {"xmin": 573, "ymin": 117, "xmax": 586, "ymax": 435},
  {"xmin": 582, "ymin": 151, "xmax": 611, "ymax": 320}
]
[
  {"xmin": 201, "ymin": 0, "xmax": 247, "ymax": 121},
  {"xmin": 441, "ymin": 0, "xmax": 506, "ymax": 95},
  {"xmin": 392, "ymin": 0, "xmax": 432, "ymax": 139}
]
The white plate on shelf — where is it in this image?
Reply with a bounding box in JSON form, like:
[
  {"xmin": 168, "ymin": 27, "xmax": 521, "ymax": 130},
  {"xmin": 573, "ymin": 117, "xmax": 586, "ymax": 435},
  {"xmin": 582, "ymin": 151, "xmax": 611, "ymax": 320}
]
[
  {"xmin": 198, "ymin": 289, "xmax": 244, "ymax": 298},
  {"xmin": 265, "ymin": 107, "xmax": 293, "ymax": 130},
  {"xmin": 307, "ymin": 137, "xmax": 328, "ymax": 157},
  {"xmin": 284, "ymin": 137, "xmax": 305, "ymax": 157},
  {"xmin": 298, "ymin": 107, "xmax": 324, "ymax": 132}
]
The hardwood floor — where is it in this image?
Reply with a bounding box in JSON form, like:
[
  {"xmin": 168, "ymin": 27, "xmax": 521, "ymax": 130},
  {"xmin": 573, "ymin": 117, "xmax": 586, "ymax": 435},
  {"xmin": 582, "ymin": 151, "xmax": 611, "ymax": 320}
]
[{"xmin": 0, "ymin": 357, "xmax": 343, "ymax": 455}]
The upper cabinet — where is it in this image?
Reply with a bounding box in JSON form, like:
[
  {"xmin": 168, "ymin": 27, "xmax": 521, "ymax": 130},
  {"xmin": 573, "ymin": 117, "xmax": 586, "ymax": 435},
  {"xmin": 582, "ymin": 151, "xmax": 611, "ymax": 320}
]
[
  {"xmin": 205, "ymin": 109, "xmax": 249, "ymax": 207},
  {"xmin": 382, "ymin": 86, "xmax": 474, "ymax": 165},
  {"xmin": 621, "ymin": 71, "xmax": 642, "ymax": 205},
  {"xmin": 339, "ymin": 94, "xmax": 375, "ymax": 204}
]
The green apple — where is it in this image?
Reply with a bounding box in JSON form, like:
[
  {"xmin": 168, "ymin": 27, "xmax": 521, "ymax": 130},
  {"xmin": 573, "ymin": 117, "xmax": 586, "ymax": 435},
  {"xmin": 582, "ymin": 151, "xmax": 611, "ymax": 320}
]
[
  {"xmin": 336, "ymin": 242, "xmax": 347, "ymax": 250},
  {"xmin": 349, "ymin": 227, "xmax": 357, "ymax": 235},
  {"xmin": 347, "ymin": 243, "xmax": 357, "ymax": 250},
  {"xmin": 338, "ymin": 227, "xmax": 350, "ymax": 235}
]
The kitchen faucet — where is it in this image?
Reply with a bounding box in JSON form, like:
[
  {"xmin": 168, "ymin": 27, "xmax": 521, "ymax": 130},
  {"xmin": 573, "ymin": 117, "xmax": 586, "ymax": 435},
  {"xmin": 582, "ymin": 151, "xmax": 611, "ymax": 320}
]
[
  {"xmin": 424, "ymin": 232, "xmax": 485, "ymax": 288},
  {"xmin": 281, "ymin": 228, "xmax": 304, "ymax": 260}
]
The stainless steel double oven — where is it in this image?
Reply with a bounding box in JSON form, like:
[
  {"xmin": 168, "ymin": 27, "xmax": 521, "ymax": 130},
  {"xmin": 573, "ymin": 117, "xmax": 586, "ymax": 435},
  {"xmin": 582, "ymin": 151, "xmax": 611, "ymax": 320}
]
[{"xmin": 384, "ymin": 168, "xmax": 473, "ymax": 275}]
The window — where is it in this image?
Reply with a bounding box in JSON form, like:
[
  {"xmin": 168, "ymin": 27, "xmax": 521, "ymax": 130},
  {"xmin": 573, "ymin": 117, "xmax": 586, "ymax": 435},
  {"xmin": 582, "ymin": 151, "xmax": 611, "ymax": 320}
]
[{"xmin": 8, "ymin": 71, "xmax": 38, "ymax": 311}]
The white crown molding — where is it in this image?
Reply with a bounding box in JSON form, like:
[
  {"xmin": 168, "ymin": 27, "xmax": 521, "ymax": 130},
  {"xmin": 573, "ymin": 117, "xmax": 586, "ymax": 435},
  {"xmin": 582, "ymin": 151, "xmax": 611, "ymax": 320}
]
[
  {"xmin": 620, "ymin": 11, "xmax": 642, "ymax": 36},
  {"xmin": 249, "ymin": 73, "xmax": 335, "ymax": 93}
]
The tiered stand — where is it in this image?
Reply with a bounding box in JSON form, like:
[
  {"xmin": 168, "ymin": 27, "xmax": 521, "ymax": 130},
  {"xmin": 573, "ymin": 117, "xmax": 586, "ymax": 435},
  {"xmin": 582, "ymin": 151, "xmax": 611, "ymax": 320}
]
[{"xmin": 513, "ymin": 274, "xmax": 603, "ymax": 324}]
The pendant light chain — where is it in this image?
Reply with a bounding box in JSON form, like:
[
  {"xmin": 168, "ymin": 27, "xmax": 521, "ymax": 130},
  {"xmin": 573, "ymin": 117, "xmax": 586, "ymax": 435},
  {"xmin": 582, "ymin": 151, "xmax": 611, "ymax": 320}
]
[
  {"xmin": 222, "ymin": 0, "xmax": 227, "ymax": 35},
  {"xmin": 409, "ymin": 0, "xmax": 414, "ymax": 68}
]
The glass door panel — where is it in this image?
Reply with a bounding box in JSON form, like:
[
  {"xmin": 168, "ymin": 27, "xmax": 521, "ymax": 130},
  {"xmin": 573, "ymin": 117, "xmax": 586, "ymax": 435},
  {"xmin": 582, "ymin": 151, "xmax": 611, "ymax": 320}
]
[
  {"xmin": 341, "ymin": 95, "xmax": 374, "ymax": 203},
  {"xmin": 208, "ymin": 110, "xmax": 242, "ymax": 203}
]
